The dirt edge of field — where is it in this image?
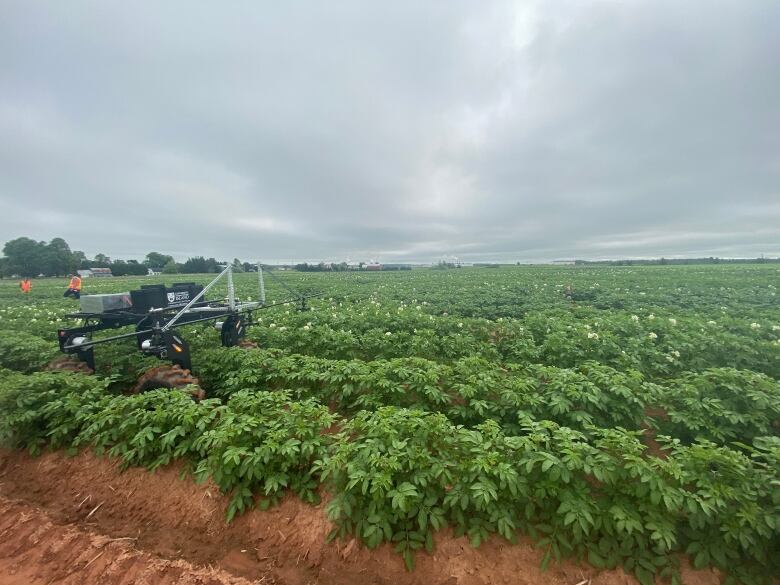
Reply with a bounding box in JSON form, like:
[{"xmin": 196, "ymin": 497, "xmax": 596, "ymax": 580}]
[
  {"xmin": 0, "ymin": 495, "xmax": 269, "ymax": 585},
  {"xmin": 0, "ymin": 449, "xmax": 722, "ymax": 585}
]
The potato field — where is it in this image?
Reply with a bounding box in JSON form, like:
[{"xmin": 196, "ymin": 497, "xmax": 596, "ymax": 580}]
[{"xmin": 0, "ymin": 265, "xmax": 778, "ymax": 585}]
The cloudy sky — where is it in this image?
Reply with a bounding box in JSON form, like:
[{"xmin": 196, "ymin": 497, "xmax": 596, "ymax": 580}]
[{"xmin": 1, "ymin": 1, "xmax": 778, "ymax": 263}]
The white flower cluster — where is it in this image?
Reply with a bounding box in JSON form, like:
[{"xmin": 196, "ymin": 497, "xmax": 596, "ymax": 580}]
[
  {"xmin": 648, "ymin": 332, "xmax": 658, "ymax": 340},
  {"xmin": 750, "ymin": 323, "xmax": 761, "ymax": 330},
  {"xmin": 587, "ymin": 332, "xmax": 599, "ymax": 340}
]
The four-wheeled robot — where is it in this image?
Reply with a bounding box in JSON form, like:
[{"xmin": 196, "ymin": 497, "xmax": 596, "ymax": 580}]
[{"xmin": 52, "ymin": 265, "xmax": 312, "ymax": 395}]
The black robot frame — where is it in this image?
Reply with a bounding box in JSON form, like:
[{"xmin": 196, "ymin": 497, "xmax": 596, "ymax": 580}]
[{"xmin": 56, "ymin": 265, "xmax": 312, "ymax": 372}]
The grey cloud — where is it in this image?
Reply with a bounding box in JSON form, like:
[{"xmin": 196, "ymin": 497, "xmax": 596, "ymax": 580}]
[{"xmin": 1, "ymin": 1, "xmax": 778, "ymax": 263}]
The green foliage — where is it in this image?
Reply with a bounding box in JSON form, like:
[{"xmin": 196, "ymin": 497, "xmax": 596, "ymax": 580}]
[
  {"xmin": 652, "ymin": 369, "xmax": 780, "ymax": 444},
  {"xmin": 0, "ymin": 371, "xmax": 334, "ymax": 522},
  {"xmin": 0, "ymin": 371, "xmax": 110, "ymax": 453},
  {"xmin": 76, "ymin": 390, "xmax": 221, "ymax": 470},
  {"xmin": 0, "ymin": 331, "xmax": 60, "ymax": 372},
  {"xmin": 319, "ymin": 407, "xmax": 780, "ymax": 579},
  {"xmin": 143, "ymin": 252, "xmax": 175, "ymax": 271},
  {"xmin": 0, "ymin": 264, "xmax": 778, "ymax": 582},
  {"xmin": 194, "ymin": 391, "xmax": 334, "ymax": 520}
]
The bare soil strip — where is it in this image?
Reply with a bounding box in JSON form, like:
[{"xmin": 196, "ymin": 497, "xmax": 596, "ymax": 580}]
[
  {"xmin": 0, "ymin": 495, "xmax": 269, "ymax": 585},
  {"xmin": 0, "ymin": 449, "xmax": 720, "ymax": 585}
]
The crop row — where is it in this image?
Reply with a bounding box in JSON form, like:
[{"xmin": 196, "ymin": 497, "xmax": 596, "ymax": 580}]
[
  {"xmin": 196, "ymin": 347, "xmax": 780, "ymax": 446},
  {"xmin": 0, "ymin": 369, "xmax": 777, "ymax": 584},
  {"xmin": 222, "ymin": 304, "xmax": 779, "ymax": 379},
  {"xmin": 1, "ymin": 328, "xmax": 777, "ymax": 448}
]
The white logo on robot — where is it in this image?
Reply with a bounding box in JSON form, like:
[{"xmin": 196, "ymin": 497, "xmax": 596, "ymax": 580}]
[{"xmin": 167, "ymin": 291, "xmax": 190, "ymax": 304}]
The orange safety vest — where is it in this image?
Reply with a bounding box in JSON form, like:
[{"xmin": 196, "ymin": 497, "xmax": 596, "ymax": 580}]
[
  {"xmin": 20, "ymin": 280, "xmax": 32, "ymax": 293},
  {"xmin": 69, "ymin": 276, "xmax": 82, "ymax": 291}
]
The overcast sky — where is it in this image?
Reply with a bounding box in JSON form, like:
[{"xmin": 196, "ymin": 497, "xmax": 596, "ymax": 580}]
[{"xmin": 1, "ymin": 1, "xmax": 778, "ymax": 263}]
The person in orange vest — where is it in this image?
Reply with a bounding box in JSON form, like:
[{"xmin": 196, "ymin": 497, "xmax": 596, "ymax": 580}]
[
  {"xmin": 19, "ymin": 277, "xmax": 32, "ymax": 297},
  {"xmin": 64, "ymin": 274, "xmax": 82, "ymax": 300}
]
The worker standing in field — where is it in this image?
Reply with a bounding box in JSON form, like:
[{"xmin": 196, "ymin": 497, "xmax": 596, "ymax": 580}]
[
  {"xmin": 63, "ymin": 274, "xmax": 82, "ymax": 300},
  {"xmin": 19, "ymin": 277, "xmax": 32, "ymax": 298}
]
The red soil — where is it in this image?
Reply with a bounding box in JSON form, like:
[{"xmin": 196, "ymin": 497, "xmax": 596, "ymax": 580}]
[{"xmin": 0, "ymin": 449, "xmax": 720, "ymax": 585}]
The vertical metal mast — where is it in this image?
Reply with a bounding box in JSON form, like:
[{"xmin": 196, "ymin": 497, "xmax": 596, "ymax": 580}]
[
  {"xmin": 226, "ymin": 265, "xmax": 236, "ymax": 311},
  {"xmin": 257, "ymin": 264, "xmax": 266, "ymax": 305}
]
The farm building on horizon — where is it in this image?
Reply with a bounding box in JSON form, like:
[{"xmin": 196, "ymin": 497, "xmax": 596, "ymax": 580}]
[{"xmin": 550, "ymin": 260, "xmax": 576, "ymax": 266}]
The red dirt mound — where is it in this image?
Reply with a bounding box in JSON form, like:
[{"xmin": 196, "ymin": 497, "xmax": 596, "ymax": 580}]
[
  {"xmin": 0, "ymin": 495, "xmax": 269, "ymax": 585},
  {"xmin": 0, "ymin": 449, "xmax": 721, "ymax": 585}
]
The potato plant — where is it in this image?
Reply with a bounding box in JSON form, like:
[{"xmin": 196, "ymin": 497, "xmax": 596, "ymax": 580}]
[{"xmin": 0, "ymin": 264, "xmax": 778, "ymax": 583}]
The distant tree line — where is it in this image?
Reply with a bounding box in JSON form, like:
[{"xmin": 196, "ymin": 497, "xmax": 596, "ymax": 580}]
[
  {"xmin": 432, "ymin": 260, "xmax": 461, "ymax": 270},
  {"xmin": 295, "ymin": 262, "xmax": 354, "ymax": 272},
  {"xmin": 294, "ymin": 262, "xmax": 412, "ymax": 272},
  {"xmin": 574, "ymin": 257, "xmax": 780, "ymax": 266},
  {"xmin": 0, "ymin": 236, "xmax": 257, "ymax": 278}
]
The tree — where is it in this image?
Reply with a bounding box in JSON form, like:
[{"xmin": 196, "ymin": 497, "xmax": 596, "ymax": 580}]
[
  {"xmin": 110, "ymin": 259, "xmax": 147, "ymax": 276},
  {"xmin": 144, "ymin": 252, "xmax": 175, "ymax": 271},
  {"xmin": 123, "ymin": 259, "xmax": 148, "ymax": 275},
  {"xmin": 110, "ymin": 259, "xmax": 128, "ymax": 276},
  {"xmin": 72, "ymin": 250, "xmax": 89, "ymax": 271},
  {"xmin": 162, "ymin": 260, "xmax": 180, "ymax": 274},
  {"xmin": 204, "ymin": 257, "xmax": 221, "ymax": 273},
  {"xmin": 231, "ymin": 258, "xmax": 244, "ymax": 273},
  {"xmin": 93, "ymin": 253, "xmax": 111, "ymax": 266},
  {"xmin": 42, "ymin": 237, "xmax": 73, "ymax": 276},
  {"xmin": 2, "ymin": 237, "xmax": 46, "ymax": 277},
  {"xmin": 181, "ymin": 256, "xmax": 208, "ymax": 273}
]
